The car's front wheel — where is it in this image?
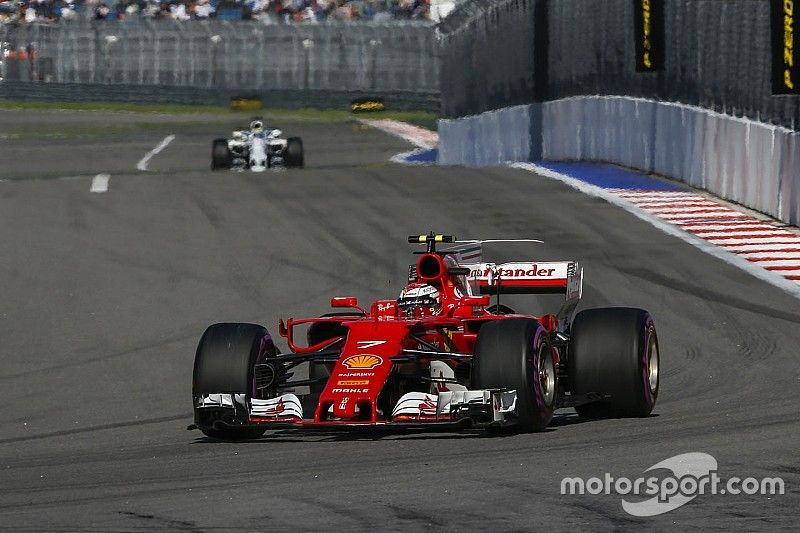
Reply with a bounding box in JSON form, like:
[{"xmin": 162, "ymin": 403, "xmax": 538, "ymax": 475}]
[
  {"xmin": 472, "ymin": 318, "xmax": 556, "ymax": 432},
  {"xmin": 192, "ymin": 322, "xmax": 268, "ymax": 440},
  {"xmin": 284, "ymin": 137, "xmax": 304, "ymax": 168},
  {"xmin": 211, "ymin": 138, "xmax": 232, "ymax": 170}
]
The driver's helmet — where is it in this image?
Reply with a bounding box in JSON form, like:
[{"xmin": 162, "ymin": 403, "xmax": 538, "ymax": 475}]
[
  {"xmin": 397, "ymin": 283, "xmax": 441, "ymax": 318},
  {"xmin": 250, "ymin": 118, "xmax": 265, "ymax": 133}
]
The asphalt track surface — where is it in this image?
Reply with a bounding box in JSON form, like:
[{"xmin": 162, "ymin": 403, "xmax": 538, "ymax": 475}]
[{"xmin": 0, "ymin": 109, "xmax": 798, "ymax": 531}]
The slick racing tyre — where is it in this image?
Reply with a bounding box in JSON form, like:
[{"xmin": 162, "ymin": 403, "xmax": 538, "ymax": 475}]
[
  {"xmin": 193, "ymin": 323, "xmax": 268, "ymax": 440},
  {"xmin": 211, "ymin": 138, "xmax": 232, "ymax": 170},
  {"xmin": 284, "ymin": 137, "xmax": 304, "ymax": 168},
  {"xmin": 472, "ymin": 319, "xmax": 556, "ymax": 432},
  {"xmin": 569, "ymin": 308, "xmax": 659, "ymax": 419}
]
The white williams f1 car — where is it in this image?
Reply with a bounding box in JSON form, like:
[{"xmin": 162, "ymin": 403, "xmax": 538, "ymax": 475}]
[{"xmin": 212, "ymin": 118, "xmax": 304, "ymax": 171}]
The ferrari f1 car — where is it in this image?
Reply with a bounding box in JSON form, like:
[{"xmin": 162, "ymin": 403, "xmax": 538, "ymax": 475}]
[
  {"xmin": 190, "ymin": 233, "xmax": 659, "ymax": 440},
  {"xmin": 211, "ymin": 118, "xmax": 304, "ymax": 171}
]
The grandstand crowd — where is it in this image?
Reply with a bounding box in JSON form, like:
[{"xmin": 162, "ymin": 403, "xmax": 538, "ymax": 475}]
[{"xmin": 0, "ymin": 0, "xmax": 436, "ymax": 24}]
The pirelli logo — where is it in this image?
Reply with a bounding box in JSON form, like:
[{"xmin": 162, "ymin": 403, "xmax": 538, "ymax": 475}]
[
  {"xmin": 633, "ymin": 0, "xmax": 665, "ymax": 72},
  {"xmin": 337, "ymin": 380, "xmax": 370, "ymax": 386},
  {"xmin": 772, "ymin": 0, "xmax": 800, "ymax": 94}
]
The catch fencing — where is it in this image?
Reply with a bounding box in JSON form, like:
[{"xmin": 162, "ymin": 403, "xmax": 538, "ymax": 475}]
[
  {"xmin": 440, "ymin": 0, "xmax": 800, "ymax": 130},
  {"xmin": 437, "ymin": 0, "xmax": 543, "ymax": 120},
  {"xmin": 0, "ymin": 20, "xmax": 439, "ymax": 97}
]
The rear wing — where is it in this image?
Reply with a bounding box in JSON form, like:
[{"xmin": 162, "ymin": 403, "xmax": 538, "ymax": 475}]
[
  {"xmin": 464, "ymin": 261, "xmax": 583, "ymax": 327},
  {"xmin": 465, "ymin": 261, "xmax": 578, "ymax": 294}
]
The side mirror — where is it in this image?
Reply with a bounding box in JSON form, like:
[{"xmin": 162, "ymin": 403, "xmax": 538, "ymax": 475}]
[
  {"xmin": 462, "ymin": 295, "xmax": 490, "ymax": 307},
  {"xmin": 331, "ymin": 296, "xmax": 359, "ymax": 308}
]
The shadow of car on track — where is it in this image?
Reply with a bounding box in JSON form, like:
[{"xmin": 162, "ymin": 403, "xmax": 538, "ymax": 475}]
[{"xmin": 189, "ymin": 412, "xmax": 655, "ymax": 443}]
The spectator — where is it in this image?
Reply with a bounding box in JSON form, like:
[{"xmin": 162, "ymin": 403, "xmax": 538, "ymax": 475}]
[
  {"xmin": 194, "ymin": 0, "xmax": 212, "ymax": 19},
  {"xmin": 169, "ymin": 0, "xmax": 189, "ymax": 20},
  {"xmin": 93, "ymin": 1, "xmax": 110, "ymax": 19},
  {"xmin": 0, "ymin": 0, "xmax": 438, "ymax": 23},
  {"xmin": 25, "ymin": 2, "xmax": 37, "ymax": 22},
  {"xmin": 60, "ymin": 0, "xmax": 78, "ymax": 19},
  {"xmin": 122, "ymin": 0, "xmax": 139, "ymax": 18}
]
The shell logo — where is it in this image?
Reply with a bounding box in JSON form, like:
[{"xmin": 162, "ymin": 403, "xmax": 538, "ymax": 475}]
[{"xmin": 342, "ymin": 354, "xmax": 383, "ymax": 369}]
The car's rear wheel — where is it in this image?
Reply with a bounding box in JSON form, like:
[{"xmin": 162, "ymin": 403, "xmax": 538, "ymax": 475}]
[
  {"xmin": 211, "ymin": 138, "xmax": 232, "ymax": 170},
  {"xmin": 569, "ymin": 308, "xmax": 659, "ymax": 419},
  {"xmin": 284, "ymin": 137, "xmax": 304, "ymax": 168},
  {"xmin": 472, "ymin": 318, "xmax": 556, "ymax": 432},
  {"xmin": 193, "ymin": 322, "xmax": 268, "ymax": 440}
]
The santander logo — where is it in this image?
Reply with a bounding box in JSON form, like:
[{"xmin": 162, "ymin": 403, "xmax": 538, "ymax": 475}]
[{"xmin": 469, "ymin": 263, "xmax": 563, "ymax": 279}]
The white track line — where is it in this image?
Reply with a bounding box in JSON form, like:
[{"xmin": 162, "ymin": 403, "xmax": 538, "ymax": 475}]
[
  {"xmin": 136, "ymin": 134, "xmax": 176, "ymax": 171},
  {"xmin": 739, "ymin": 251, "xmax": 800, "ymax": 259},
  {"xmin": 611, "ymin": 191, "xmax": 700, "ymax": 199},
  {"xmin": 690, "ymin": 230, "xmax": 796, "ymax": 238},
  {"xmin": 675, "ymin": 219, "xmax": 774, "ymax": 226},
  {"xmin": 90, "ymin": 173, "xmax": 110, "ymax": 193},
  {"xmin": 704, "ymin": 236, "xmax": 800, "ymax": 246},
  {"xmin": 655, "ymin": 210, "xmax": 751, "ymax": 218},
  {"xmin": 678, "ymin": 223, "xmax": 775, "ymax": 231},
  {"xmin": 745, "ymin": 258, "xmax": 800, "ymax": 266},
  {"xmin": 633, "ymin": 202, "xmax": 724, "ymax": 209},
  {"xmin": 722, "ymin": 243, "xmax": 800, "ymax": 252},
  {"xmin": 511, "ymin": 162, "xmax": 800, "ymax": 299}
]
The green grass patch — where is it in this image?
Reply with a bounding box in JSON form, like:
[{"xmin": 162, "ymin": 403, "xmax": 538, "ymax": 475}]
[
  {"xmin": 0, "ymin": 99, "xmax": 438, "ymax": 130},
  {"xmin": 0, "ymin": 99, "xmax": 231, "ymax": 115}
]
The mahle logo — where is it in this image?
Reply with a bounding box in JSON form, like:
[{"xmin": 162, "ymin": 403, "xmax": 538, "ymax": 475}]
[{"xmin": 561, "ymin": 452, "xmax": 785, "ymax": 517}]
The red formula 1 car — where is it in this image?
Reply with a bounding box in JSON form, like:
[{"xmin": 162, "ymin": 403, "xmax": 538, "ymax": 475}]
[{"xmin": 190, "ymin": 234, "xmax": 659, "ymax": 440}]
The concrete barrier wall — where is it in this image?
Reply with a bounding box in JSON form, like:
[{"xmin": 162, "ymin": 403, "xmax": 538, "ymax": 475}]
[
  {"xmin": 438, "ymin": 96, "xmax": 800, "ymax": 225},
  {"xmin": 438, "ymin": 104, "xmax": 541, "ymax": 166}
]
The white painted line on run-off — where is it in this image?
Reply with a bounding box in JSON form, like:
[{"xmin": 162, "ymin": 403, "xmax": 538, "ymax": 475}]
[
  {"xmin": 137, "ymin": 134, "xmax": 176, "ymax": 171},
  {"xmin": 90, "ymin": 173, "xmax": 110, "ymax": 193}
]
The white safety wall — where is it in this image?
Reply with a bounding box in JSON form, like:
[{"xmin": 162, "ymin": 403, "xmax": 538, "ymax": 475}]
[
  {"xmin": 438, "ymin": 104, "xmax": 541, "ymax": 166},
  {"xmin": 437, "ymin": 96, "xmax": 800, "ymax": 225}
]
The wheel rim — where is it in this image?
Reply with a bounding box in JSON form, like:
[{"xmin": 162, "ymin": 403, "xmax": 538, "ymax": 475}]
[
  {"xmin": 647, "ymin": 335, "xmax": 659, "ymax": 395},
  {"xmin": 538, "ymin": 346, "xmax": 556, "ymax": 407}
]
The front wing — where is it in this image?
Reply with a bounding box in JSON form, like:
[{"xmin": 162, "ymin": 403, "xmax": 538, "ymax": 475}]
[{"xmin": 193, "ymin": 389, "xmax": 519, "ymax": 431}]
